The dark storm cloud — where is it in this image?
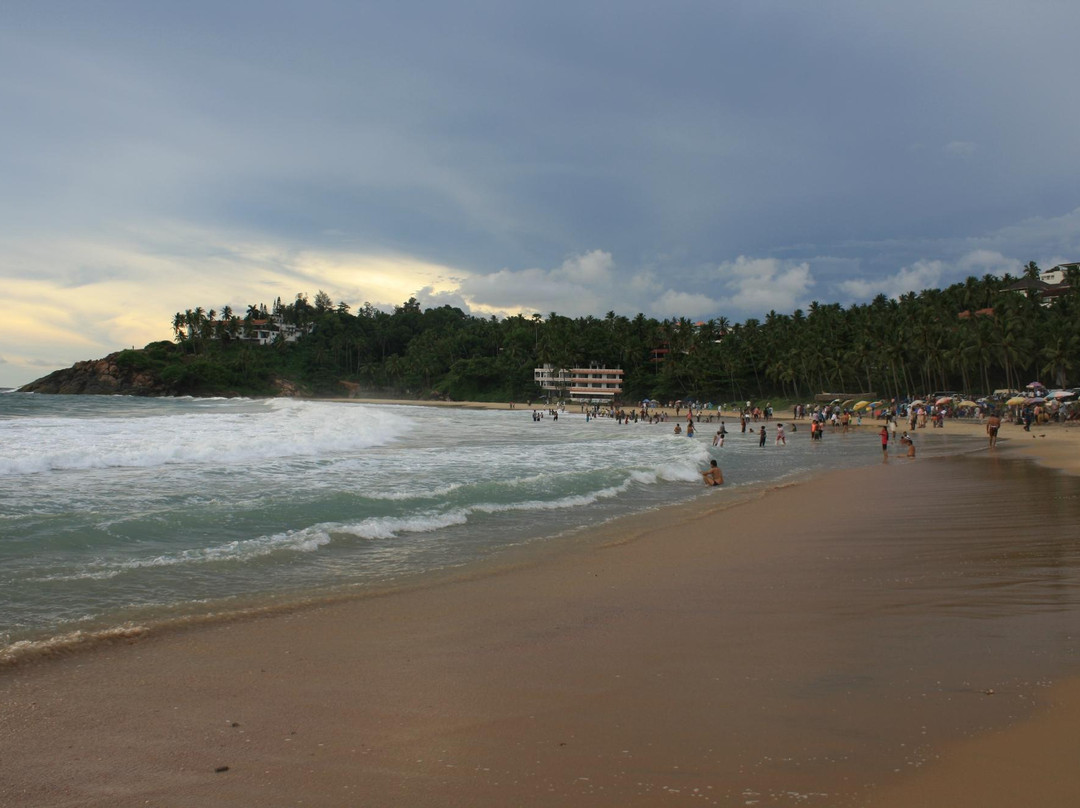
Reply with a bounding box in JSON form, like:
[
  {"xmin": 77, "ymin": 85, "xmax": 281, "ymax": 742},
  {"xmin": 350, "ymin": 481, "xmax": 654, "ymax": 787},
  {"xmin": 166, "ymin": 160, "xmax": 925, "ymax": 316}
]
[{"xmin": 2, "ymin": 1, "xmax": 1080, "ymax": 385}]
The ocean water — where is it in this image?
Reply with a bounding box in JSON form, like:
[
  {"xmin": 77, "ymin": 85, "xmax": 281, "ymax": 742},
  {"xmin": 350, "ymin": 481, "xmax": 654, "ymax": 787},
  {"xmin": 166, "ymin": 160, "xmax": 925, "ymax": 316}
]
[{"xmin": 0, "ymin": 394, "xmax": 979, "ymax": 657}]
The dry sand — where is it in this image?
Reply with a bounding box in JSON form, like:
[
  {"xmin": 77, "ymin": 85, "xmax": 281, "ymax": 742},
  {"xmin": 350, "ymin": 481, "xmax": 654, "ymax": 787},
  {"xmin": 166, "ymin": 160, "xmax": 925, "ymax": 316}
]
[{"xmin": 2, "ymin": 405, "xmax": 1079, "ymax": 807}]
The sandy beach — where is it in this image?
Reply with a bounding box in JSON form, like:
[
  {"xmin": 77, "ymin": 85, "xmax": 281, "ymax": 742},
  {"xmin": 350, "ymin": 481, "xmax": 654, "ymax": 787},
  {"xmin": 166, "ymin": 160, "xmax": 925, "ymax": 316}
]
[{"xmin": 2, "ymin": 406, "xmax": 1079, "ymax": 807}]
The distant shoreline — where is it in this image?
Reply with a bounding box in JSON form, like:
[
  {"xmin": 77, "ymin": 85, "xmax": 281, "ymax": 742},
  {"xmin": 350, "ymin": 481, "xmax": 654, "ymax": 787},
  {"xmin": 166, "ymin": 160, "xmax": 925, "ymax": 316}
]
[{"xmin": 339, "ymin": 395, "xmax": 1080, "ymax": 477}]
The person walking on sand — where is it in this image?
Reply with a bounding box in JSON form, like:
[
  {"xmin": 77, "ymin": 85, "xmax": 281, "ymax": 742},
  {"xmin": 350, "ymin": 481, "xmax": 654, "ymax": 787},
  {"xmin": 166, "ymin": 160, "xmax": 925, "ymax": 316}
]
[
  {"xmin": 701, "ymin": 459, "xmax": 724, "ymax": 486},
  {"xmin": 879, "ymin": 425, "xmax": 890, "ymax": 456},
  {"xmin": 986, "ymin": 413, "xmax": 1001, "ymax": 447}
]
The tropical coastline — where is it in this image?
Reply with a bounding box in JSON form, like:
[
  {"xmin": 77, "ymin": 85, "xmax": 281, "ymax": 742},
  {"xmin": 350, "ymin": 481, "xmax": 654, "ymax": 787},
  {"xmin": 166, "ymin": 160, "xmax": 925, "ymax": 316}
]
[{"xmin": 1, "ymin": 401, "xmax": 1079, "ymax": 807}]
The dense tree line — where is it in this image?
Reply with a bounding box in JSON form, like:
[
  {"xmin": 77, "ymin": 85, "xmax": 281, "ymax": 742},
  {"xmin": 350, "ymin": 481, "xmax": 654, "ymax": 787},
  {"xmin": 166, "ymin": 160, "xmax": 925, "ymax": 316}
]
[{"xmin": 129, "ymin": 263, "xmax": 1080, "ymax": 401}]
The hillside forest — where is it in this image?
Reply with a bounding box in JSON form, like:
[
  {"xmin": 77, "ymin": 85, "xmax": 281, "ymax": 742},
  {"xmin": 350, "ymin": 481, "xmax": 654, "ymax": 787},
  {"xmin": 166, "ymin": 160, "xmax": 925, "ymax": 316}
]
[{"xmin": 86, "ymin": 263, "xmax": 1080, "ymax": 402}]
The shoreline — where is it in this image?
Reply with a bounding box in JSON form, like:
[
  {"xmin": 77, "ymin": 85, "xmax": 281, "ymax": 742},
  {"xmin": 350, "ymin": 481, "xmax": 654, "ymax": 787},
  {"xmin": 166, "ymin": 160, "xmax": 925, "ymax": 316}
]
[
  {"xmin": 341, "ymin": 395, "xmax": 1080, "ymax": 476},
  {"xmin": 2, "ymin": 411, "xmax": 1079, "ymax": 805},
  {"xmin": 0, "ymin": 450, "xmax": 817, "ymax": 669}
]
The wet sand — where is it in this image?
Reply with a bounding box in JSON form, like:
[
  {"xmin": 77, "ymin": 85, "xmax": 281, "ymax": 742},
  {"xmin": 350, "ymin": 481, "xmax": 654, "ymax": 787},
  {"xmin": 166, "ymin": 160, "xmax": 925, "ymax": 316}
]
[{"xmin": 2, "ymin": 426, "xmax": 1080, "ymax": 806}]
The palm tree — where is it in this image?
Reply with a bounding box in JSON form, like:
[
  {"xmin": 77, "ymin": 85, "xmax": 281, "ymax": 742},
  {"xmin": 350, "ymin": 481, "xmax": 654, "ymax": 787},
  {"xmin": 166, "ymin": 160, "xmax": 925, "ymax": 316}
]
[
  {"xmin": 172, "ymin": 312, "xmax": 186, "ymax": 343},
  {"xmin": 961, "ymin": 316, "xmax": 996, "ymax": 395},
  {"xmin": 1040, "ymin": 316, "xmax": 1079, "ymax": 388}
]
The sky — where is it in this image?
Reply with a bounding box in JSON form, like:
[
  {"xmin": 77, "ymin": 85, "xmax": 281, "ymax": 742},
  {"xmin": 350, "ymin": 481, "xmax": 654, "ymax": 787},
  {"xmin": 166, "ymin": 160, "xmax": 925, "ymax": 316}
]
[{"xmin": 4, "ymin": 1, "xmax": 1080, "ymax": 388}]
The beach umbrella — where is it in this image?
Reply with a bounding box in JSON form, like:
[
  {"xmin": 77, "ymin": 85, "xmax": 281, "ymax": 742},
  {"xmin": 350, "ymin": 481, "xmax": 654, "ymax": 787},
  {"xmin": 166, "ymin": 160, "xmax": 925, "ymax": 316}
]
[
  {"xmin": 1048, "ymin": 390, "xmax": 1076, "ymax": 400},
  {"xmin": 958, "ymin": 400, "xmax": 978, "ymax": 407},
  {"xmin": 1028, "ymin": 397, "xmax": 1046, "ymax": 404},
  {"xmin": 852, "ymin": 400, "xmax": 870, "ymax": 411},
  {"xmin": 841, "ymin": 399, "xmax": 855, "ymax": 408},
  {"xmin": 1005, "ymin": 396, "xmax": 1027, "ymax": 405},
  {"xmin": 935, "ymin": 396, "xmax": 954, "ymax": 405},
  {"xmin": 909, "ymin": 399, "xmax": 925, "ymax": 406}
]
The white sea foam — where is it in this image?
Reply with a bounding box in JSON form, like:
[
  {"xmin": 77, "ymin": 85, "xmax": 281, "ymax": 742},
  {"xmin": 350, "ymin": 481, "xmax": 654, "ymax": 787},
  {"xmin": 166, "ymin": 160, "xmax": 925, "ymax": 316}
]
[
  {"xmin": 0, "ymin": 399, "xmax": 413, "ymax": 475},
  {"xmin": 338, "ymin": 509, "xmax": 473, "ymax": 540},
  {"xmin": 361, "ymin": 482, "xmax": 467, "ymax": 501},
  {"xmin": 34, "ymin": 524, "xmax": 342, "ymax": 581}
]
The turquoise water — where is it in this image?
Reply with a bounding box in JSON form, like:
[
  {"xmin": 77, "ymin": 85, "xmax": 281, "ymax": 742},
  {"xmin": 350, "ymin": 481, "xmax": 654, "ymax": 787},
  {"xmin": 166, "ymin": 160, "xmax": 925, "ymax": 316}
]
[{"xmin": 0, "ymin": 394, "xmax": 980, "ymax": 654}]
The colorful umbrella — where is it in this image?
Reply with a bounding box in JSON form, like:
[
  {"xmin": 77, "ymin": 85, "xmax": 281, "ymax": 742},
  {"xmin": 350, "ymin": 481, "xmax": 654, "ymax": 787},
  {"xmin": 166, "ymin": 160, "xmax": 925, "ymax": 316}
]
[
  {"xmin": 853, "ymin": 400, "xmax": 870, "ymax": 411},
  {"xmin": 958, "ymin": 399, "xmax": 978, "ymax": 407},
  {"xmin": 935, "ymin": 396, "xmax": 953, "ymax": 405},
  {"xmin": 1005, "ymin": 396, "xmax": 1027, "ymax": 405}
]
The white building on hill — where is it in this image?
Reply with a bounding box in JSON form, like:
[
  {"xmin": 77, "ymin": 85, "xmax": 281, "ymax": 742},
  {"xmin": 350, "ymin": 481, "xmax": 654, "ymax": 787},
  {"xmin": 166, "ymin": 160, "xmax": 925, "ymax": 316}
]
[{"xmin": 534, "ymin": 363, "xmax": 624, "ymax": 403}]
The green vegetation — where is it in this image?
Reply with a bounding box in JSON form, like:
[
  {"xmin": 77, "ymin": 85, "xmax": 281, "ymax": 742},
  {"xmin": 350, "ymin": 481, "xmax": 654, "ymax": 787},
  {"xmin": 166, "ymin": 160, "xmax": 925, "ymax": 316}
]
[{"xmin": 149, "ymin": 266, "xmax": 1080, "ymax": 401}]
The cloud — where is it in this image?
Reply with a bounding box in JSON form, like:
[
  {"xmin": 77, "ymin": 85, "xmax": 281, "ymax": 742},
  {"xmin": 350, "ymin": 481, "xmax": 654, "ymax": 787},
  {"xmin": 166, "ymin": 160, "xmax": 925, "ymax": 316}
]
[
  {"xmin": 560, "ymin": 250, "xmax": 616, "ymax": 284},
  {"xmin": 454, "ymin": 249, "xmax": 815, "ymax": 321},
  {"xmin": 712, "ymin": 257, "xmax": 815, "ymax": 313},
  {"xmin": 977, "ymin": 206, "xmax": 1080, "ymax": 259},
  {"xmin": 454, "ymin": 250, "xmax": 821, "ymax": 323},
  {"xmin": 456, "ymin": 250, "xmax": 617, "ymax": 316},
  {"xmin": 652, "ymin": 290, "xmax": 719, "ymax": 318},
  {"xmin": 412, "ymin": 286, "xmax": 476, "ymax": 314},
  {"xmin": 838, "ymin": 260, "xmax": 945, "ymax": 299},
  {"xmin": 956, "ymin": 249, "xmax": 1015, "ymax": 276},
  {"xmin": 6, "ymin": 1, "xmax": 1080, "ymax": 388},
  {"xmin": 0, "ymin": 224, "xmax": 474, "ymax": 386},
  {"xmin": 944, "ymin": 140, "xmax": 977, "ymax": 158}
]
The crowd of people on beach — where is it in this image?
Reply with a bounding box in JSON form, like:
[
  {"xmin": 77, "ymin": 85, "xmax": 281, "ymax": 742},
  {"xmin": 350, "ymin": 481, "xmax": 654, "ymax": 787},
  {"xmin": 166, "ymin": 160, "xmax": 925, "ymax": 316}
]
[{"xmin": 527, "ymin": 388, "xmax": 1051, "ymax": 487}]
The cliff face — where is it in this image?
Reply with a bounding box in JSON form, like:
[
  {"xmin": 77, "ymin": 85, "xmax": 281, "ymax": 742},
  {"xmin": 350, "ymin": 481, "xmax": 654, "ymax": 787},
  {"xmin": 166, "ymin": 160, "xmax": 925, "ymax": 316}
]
[{"xmin": 18, "ymin": 354, "xmax": 174, "ymax": 396}]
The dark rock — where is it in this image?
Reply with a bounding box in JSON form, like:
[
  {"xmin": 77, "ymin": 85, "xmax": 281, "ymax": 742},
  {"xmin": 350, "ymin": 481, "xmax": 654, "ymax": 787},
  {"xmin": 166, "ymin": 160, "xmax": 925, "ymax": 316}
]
[{"xmin": 18, "ymin": 353, "xmax": 174, "ymax": 396}]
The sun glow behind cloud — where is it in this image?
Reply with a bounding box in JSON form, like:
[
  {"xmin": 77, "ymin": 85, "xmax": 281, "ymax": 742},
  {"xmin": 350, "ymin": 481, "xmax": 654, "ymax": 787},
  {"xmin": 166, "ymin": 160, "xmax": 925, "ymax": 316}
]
[{"xmin": 1, "ymin": 226, "xmax": 474, "ymax": 385}]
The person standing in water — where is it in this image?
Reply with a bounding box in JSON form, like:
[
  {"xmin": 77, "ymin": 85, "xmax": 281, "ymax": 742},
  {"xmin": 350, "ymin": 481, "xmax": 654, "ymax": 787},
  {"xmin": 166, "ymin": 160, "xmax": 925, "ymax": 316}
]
[
  {"xmin": 986, "ymin": 413, "xmax": 1001, "ymax": 447},
  {"xmin": 759, "ymin": 425, "xmax": 767, "ymax": 447},
  {"xmin": 775, "ymin": 423, "xmax": 786, "ymax": 445},
  {"xmin": 879, "ymin": 424, "xmax": 890, "ymax": 456}
]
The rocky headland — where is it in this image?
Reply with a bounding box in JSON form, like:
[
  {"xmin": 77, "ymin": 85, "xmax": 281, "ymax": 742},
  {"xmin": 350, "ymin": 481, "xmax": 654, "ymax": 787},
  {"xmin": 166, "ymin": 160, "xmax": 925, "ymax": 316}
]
[{"xmin": 18, "ymin": 353, "xmax": 174, "ymax": 396}]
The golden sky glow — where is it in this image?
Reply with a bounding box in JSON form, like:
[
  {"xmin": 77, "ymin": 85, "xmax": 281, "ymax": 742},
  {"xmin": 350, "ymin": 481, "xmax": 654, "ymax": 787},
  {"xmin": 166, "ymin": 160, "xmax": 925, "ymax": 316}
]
[{"xmin": 1, "ymin": 233, "xmax": 479, "ymax": 386}]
